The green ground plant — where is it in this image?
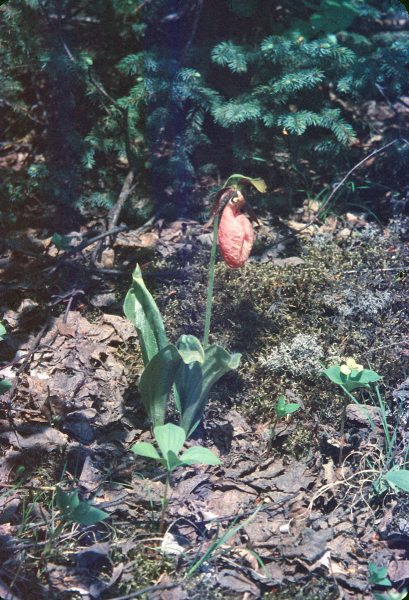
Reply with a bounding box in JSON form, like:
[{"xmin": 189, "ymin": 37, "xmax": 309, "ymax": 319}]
[
  {"xmin": 366, "ymin": 561, "xmax": 407, "ymax": 600},
  {"xmin": 124, "ymin": 264, "xmax": 241, "ymax": 436},
  {"xmin": 132, "ymin": 423, "xmax": 220, "ymax": 534},
  {"xmin": 126, "ymin": 175, "xmax": 265, "ymax": 534},
  {"xmin": 267, "ymin": 395, "xmax": 301, "ymax": 457},
  {"xmin": 322, "ymin": 359, "xmax": 409, "ymax": 498},
  {"xmin": 321, "ymin": 358, "xmax": 381, "ymax": 466},
  {"xmin": 124, "ymin": 174, "xmax": 265, "ymax": 436}
]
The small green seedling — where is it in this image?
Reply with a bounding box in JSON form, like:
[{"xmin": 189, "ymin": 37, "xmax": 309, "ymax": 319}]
[
  {"xmin": 0, "ymin": 322, "xmax": 12, "ymax": 394},
  {"xmin": 54, "ymin": 487, "xmax": 109, "ymax": 529},
  {"xmin": 369, "ymin": 562, "xmax": 392, "ymax": 587},
  {"xmin": 267, "ymin": 395, "xmax": 300, "ymax": 456},
  {"xmin": 321, "ymin": 358, "xmax": 381, "ymax": 466},
  {"xmin": 368, "ymin": 561, "xmax": 408, "ymax": 600},
  {"xmin": 52, "ymin": 233, "xmax": 73, "ymax": 252},
  {"xmin": 42, "ymin": 486, "xmax": 109, "ymax": 553},
  {"xmin": 373, "ymin": 590, "xmax": 408, "ymax": 600},
  {"xmin": 132, "ymin": 423, "xmax": 221, "ymax": 533}
]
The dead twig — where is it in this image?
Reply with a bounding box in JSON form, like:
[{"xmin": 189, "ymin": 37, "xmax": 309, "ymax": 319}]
[{"xmin": 38, "ymin": 224, "xmax": 128, "ymax": 285}]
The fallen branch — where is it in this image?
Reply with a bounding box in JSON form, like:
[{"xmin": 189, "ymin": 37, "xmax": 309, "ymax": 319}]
[{"xmin": 38, "ymin": 224, "xmax": 128, "ymax": 285}]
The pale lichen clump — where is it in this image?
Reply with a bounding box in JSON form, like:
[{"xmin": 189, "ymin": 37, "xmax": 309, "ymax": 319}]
[
  {"xmin": 324, "ymin": 289, "xmax": 392, "ymax": 319},
  {"xmin": 259, "ymin": 333, "xmax": 324, "ymax": 377}
]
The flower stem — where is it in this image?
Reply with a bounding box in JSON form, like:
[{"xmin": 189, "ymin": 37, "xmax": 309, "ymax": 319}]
[
  {"xmin": 159, "ymin": 473, "xmax": 170, "ymax": 535},
  {"xmin": 339, "ymin": 395, "xmax": 348, "ymax": 467},
  {"xmin": 203, "ymin": 216, "xmax": 219, "ymax": 350}
]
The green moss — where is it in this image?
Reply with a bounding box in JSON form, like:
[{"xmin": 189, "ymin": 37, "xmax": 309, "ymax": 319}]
[
  {"xmin": 263, "ymin": 576, "xmax": 339, "ymax": 600},
  {"xmin": 150, "ymin": 228, "xmax": 408, "ymax": 457}
]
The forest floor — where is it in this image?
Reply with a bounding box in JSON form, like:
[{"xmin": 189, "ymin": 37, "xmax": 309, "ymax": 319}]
[{"xmin": 1, "ymin": 168, "xmax": 409, "ymax": 600}]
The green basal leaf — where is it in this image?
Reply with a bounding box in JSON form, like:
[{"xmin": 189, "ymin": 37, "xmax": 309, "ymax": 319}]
[
  {"xmin": 139, "ymin": 345, "xmax": 183, "ymax": 427},
  {"xmin": 124, "ymin": 265, "xmax": 167, "ymax": 366},
  {"xmin": 321, "ymin": 365, "xmax": 348, "ymax": 385},
  {"xmin": 369, "ymin": 562, "xmax": 391, "ymax": 587},
  {"xmin": 52, "ymin": 232, "xmax": 72, "ymax": 251},
  {"xmin": 350, "ymin": 369, "xmax": 381, "ymax": 384},
  {"xmin": 283, "ymin": 402, "xmax": 301, "ymax": 415},
  {"xmin": 179, "ymin": 446, "xmax": 221, "ymax": 466},
  {"xmin": 385, "ymin": 469, "xmax": 409, "ymax": 493},
  {"xmin": 154, "ymin": 423, "xmax": 186, "ymax": 462},
  {"xmin": 0, "ymin": 322, "xmax": 6, "ymax": 339},
  {"xmin": 70, "ymin": 502, "xmax": 109, "ymax": 525},
  {"xmin": 55, "ymin": 487, "xmax": 80, "ymax": 515},
  {"xmin": 176, "ymin": 344, "xmax": 241, "ymax": 438},
  {"xmin": 174, "ymin": 335, "xmax": 206, "ymax": 412},
  {"xmin": 275, "ymin": 395, "xmax": 286, "ymax": 417},
  {"xmin": 321, "ymin": 365, "xmax": 381, "ymax": 391},
  {"xmin": 131, "ymin": 442, "xmax": 163, "ymax": 462},
  {"xmin": 0, "ymin": 379, "xmax": 12, "ymax": 393},
  {"xmin": 176, "ymin": 335, "xmax": 205, "ymax": 365}
]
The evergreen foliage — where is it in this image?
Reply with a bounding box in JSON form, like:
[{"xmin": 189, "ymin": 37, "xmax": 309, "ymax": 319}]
[
  {"xmin": 0, "ymin": 0, "xmax": 408, "ymax": 225},
  {"xmin": 209, "ymin": 33, "xmax": 358, "ymax": 167}
]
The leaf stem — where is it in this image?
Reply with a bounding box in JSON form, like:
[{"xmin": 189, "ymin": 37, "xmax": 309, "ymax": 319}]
[{"xmin": 203, "ymin": 216, "xmax": 219, "ymax": 350}]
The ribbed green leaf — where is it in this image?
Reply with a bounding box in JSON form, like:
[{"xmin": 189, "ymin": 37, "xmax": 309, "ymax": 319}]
[
  {"xmin": 139, "ymin": 345, "xmax": 183, "ymax": 427},
  {"xmin": 321, "ymin": 365, "xmax": 381, "ymax": 392},
  {"xmin": 131, "ymin": 442, "xmax": 163, "ymax": 462},
  {"xmin": 176, "ymin": 335, "xmax": 205, "ymax": 365},
  {"xmin": 174, "ymin": 335, "xmax": 205, "ymax": 413},
  {"xmin": 385, "ymin": 469, "xmax": 409, "ymax": 493},
  {"xmin": 154, "ymin": 424, "xmax": 186, "ymax": 462},
  {"xmin": 124, "ymin": 265, "xmax": 167, "ymax": 367},
  {"xmin": 180, "ymin": 446, "xmax": 221, "ymax": 466},
  {"xmin": 176, "ymin": 345, "xmax": 241, "ymax": 437},
  {"xmin": 55, "ymin": 487, "xmax": 79, "ymax": 515}
]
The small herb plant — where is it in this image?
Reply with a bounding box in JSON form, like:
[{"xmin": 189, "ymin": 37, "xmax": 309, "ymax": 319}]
[
  {"xmin": 132, "ymin": 423, "xmax": 221, "ymax": 533},
  {"xmin": 124, "ymin": 175, "xmax": 265, "ymax": 437},
  {"xmin": 124, "ymin": 266, "xmax": 241, "ymax": 437},
  {"xmin": 52, "ymin": 232, "xmax": 73, "ymax": 252},
  {"xmin": 267, "ymin": 395, "xmax": 300, "ymax": 456},
  {"xmin": 125, "ymin": 176, "xmax": 265, "ymax": 533},
  {"xmin": 368, "ymin": 561, "xmax": 408, "ymax": 600},
  {"xmin": 39, "ymin": 486, "xmax": 109, "ymax": 554},
  {"xmin": 322, "ymin": 358, "xmax": 409, "ymax": 498},
  {"xmin": 321, "ymin": 358, "xmax": 381, "ymax": 466},
  {"xmin": 369, "ymin": 562, "xmax": 392, "ymax": 588},
  {"xmin": 54, "ymin": 486, "xmax": 109, "ymax": 529}
]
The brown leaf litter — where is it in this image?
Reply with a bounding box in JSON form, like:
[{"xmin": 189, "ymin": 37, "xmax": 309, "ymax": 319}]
[{"xmin": 1, "ymin": 214, "xmax": 409, "ymax": 599}]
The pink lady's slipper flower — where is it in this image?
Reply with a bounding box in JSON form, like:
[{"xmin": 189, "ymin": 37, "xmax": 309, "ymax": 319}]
[
  {"xmin": 204, "ymin": 178, "xmax": 262, "ymax": 269},
  {"xmin": 218, "ymin": 190, "xmax": 255, "ymax": 268}
]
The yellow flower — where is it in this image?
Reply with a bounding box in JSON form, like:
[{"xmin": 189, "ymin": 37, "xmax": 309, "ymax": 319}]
[
  {"xmin": 345, "ymin": 357, "xmax": 363, "ymax": 372},
  {"xmin": 340, "ymin": 358, "xmax": 363, "ymax": 375}
]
